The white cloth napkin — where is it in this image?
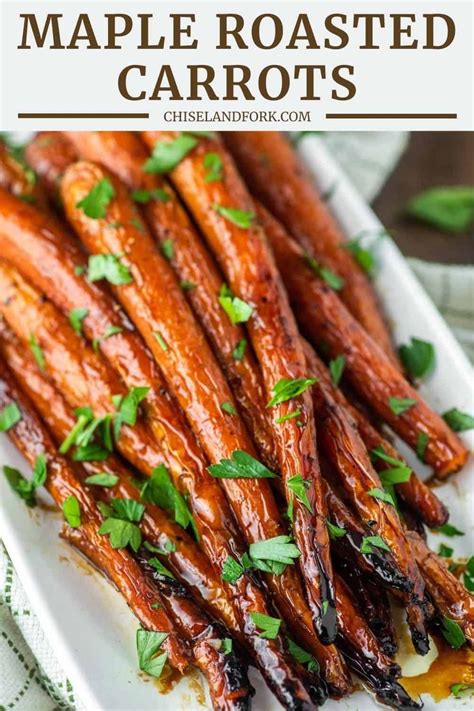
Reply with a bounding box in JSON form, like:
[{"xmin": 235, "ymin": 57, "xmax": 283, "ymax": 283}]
[{"xmin": 1, "ymin": 131, "xmax": 472, "ymax": 711}]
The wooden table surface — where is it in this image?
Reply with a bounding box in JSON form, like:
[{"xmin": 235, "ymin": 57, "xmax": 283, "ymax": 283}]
[{"xmin": 373, "ymin": 132, "xmax": 474, "ymax": 265}]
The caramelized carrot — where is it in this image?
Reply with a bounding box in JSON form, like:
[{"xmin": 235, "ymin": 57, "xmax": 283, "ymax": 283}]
[
  {"xmin": 257, "ymin": 202, "xmax": 468, "ymax": 477},
  {"xmin": 141, "ymin": 131, "xmax": 335, "ymax": 644},
  {"xmin": 222, "ymin": 131, "xmax": 399, "ymax": 367},
  {"xmin": 64, "ymin": 130, "xmax": 276, "ymax": 469},
  {"xmin": 0, "ymin": 140, "xmax": 48, "ymax": 208},
  {"xmin": 24, "ymin": 131, "xmax": 77, "ymax": 201},
  {"xmin": 0, "ymin": 259, "xmax": 316, "ymax": 709}
]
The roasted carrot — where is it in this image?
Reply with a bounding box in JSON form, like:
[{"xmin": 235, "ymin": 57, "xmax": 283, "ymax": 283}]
[
  {"xmin": 0, "ymin": 359, "xmax": 188, "ymax": 673},
  {"xmin": 0, "ymin": 259, "xmax": 317, "ymax": 709},
  {"xmin": 257, "ymin": 201, "xmax": 468, "ymax": 477},
  {"xmin": 222, "ymin": 131, "xmax": 399, "ymax": 367},
  {"xmin": 0, "ymin": 320, "xmax": 240, "ymax": 635},
  {"xmin": 141, "ymin": 131, "xmax": 336, "ymax": 644},
  {"xmin": 302, "ymin": 338, "xmax": 448, "ymax": 529},
  {"xmin": 0, "ymin": 139, "xmax": 48, "ymax": 208},
  {"xmin": 63, "ymin": 130, "xmax": 276, "ymax": 469},
  {"xmin": 24, "ymin": 131, "xmax": 78, "ymax": 201}
]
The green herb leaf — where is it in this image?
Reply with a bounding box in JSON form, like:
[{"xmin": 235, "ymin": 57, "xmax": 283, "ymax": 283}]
[
  {"xmin": 432, "ymin": 523, "xmax": 464, "ymax": 537},
  {"xmin": 438, "ymin": 543, "xmax": 453, "ymax": 558},
  {"xmin": 464, "ymin": 556, "xmax": 474, "ymax": 592},
  {"xmin": 442, "ymin": 408, "xmax": 474, "ymax": 432},
  {"xmin": 451, "ymin": 683, "xmax": 474, "ymax": 699},
  {"xmin": 379, "ymin": 466, "xmax": 412, "ymax": 486},
  {"xmin": 221, "ymin": 556, "xmax": 244, "ymax": 584},
  {"xmin": 88, "ymin": 253, "xmax": 132, "ymax": 285},
  {"xmin": 84, "ymin": 473, "xmax": 119, "ymax": 488},
  {"xmin": 114, "ymin": 386, "xmax": 150, "ymax": 439},
  {"xmin": 388, "ymin": 397, "xmax": 417, "ymax": 416},
  {"xmin": 287, "ymin": 636, "xmax": 319, "ymax": 672},
  {"xmin": 136, "ymin": 629, "xmax": 169, "ymax": 678},
  {"xmin": 214, "ymin": 204, "xmax": 255, "ymax": 229},
  {"xmin": 63, "ymin": 495, "xmax": 81, "ymax": 528},
  {"xmin": 110, "ymin": 497, "xmax": 145, "ymax": 523},
  {"xmin": 360, "ymin": 535, "xmax": 390, "ymax": 554},
  {"xmin": 3, "ymin": 455, "xmax": 46, "ymax": 507},
  {"xmin": 69, "ymin": 308, "xmax": 89, "ymax": 336},
  {"xmin": 329, "ymin": 356, "xmax": 346, "ymax": 387},
  {"xmin": 131, "ymin": 188, "xmax": 170, "ymax": 204},
  {"xmin": 249, "ymin": 612, "xmax": 282, "ymax": 639},
  {"xmin": 148, "ymin": 557, "xmax": 175, "ymax": 579},
  {"xmin": 275, "ymin": 408, "xmax": 301, "ymax": 424},
  {"xmin": 161, "ymin": 239, "xmax": 174, "ymax": 261},
  {"xmin": 203, "ymin": 152, "xmax": 223, "ymax": 182},
  {"xmin": 208, "ymin": 450, "xmax": 278, "ymax": 480},
  {"xmin": 74, "ymin": 265, "xmax": 85, "ymax": 275},
  {"xmin": 287, "ymin": 474, "xmax": 313, "ymax": 513},
  {"xmin": 248, "ymin": 535, "xmax": 300, "ymax": 573},
  {"xmin": 76, "ymin": 178, "xmax": 115, "ymax": 219},
  {"xmin": 221, "ymin": 401, "xmax": 236, "ymax": 415},
  {"xmin": 440, "ymin": 616, "xmax": 466, "ymax": 649},
  {"xmin": 232, "ymin": 339, "xmax": 247, "ymax": 361},
  {"xmin": 103, "ymin": 325, "xmax": 123, "ymax": 339},
  {"xmin": 399, "ymin": 338, "xmax": 435, "ymax": 380},
  {"xmin": 221, "ymin": 638, "xmax": 233, "ymax": 655},
  {"xmin": 144, "ymin": 135, "xmax": 198, "ymax": 175},
  {"xmin": 406, "ymin": 186, "xmax": 474, "ymax": 234},
  {"xmin": 368, "ymin": 487, "xmax": 396, "ymax": 506},
  {"xmin": 305, "ymin": 254, "xmax": 344, "ymax": 291},
  {"xmin": 140, "ymin": 465, "xmax": 197, "ymax": 537},
  {"xmin": 218, "ymin": 284, "xmax": 253, "ymax": 325},
  {"xmin": 180, "ymin": 280, "xmax": 196, "ymax": 292},
  {"xmin": 29, "ymin": 333, "xmax": 45, "ymax": 370},
  {"xmin": 326, "ymin": 521, "xmax": 346, "ymax": 539},
  {"xmin": 99, "ymin": 518, "xmax": 141, "ymax": 551},
  {"xmin": 0, "ymin": 402, "xmax": 21, "ymax": 432},
  {"xmin": 267, "ymin": 378, "xmax": 317, "ymax": 408},
  {"xmin": 153, "ymin": 332, "xmax": 168, "ymax": 351},
  {"xmin": 416, "ymin": 432, "xmax": 429, "ymax": 462},
  {"xmin": 72, "ymin": 443, "xmax": 109, "ymax": 462},
  {"xmin": 346, "ymin": 239, "xmax": 375, "ymax": 275}
]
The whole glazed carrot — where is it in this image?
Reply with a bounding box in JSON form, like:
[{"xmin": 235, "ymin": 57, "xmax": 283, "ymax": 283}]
[
  {"xmin": 222, "ymin": 131, "xmax": 399, "ymax": 367},
  {"xmin": 63, "ymin": 130, "xmax": 276, "ymax": 469},
  {"xmin": 257, "ymin": 200, "xmax": 468, "ymax": 477},
  {"xmin": 0, "ymin": 359, "xmax": 188, "ymax": 674},
  {"xmin": 0, "ymin": 261, "xmax": 315, "ymax": 709},
  {"xmin": 141, "ymin": 131, "xmax": 336, "ymax": 644},
  {"xmin": 0, "ymin": 321, "xmax": 239, "ymax": 636},
  {"xmin": 0, "ymin": 187, "xmax": 344, "ymax": 699}
]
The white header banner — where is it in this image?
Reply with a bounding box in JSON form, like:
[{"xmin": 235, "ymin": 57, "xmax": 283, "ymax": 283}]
[{"xmin": 0, "ymin": 0, "xmax": 473, "ymax": 130}]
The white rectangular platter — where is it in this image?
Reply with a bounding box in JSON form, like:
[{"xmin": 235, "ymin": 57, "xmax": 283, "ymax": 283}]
[{"xmin": 1, "ymin": 134, "xmax": 473, "ymax": 711}]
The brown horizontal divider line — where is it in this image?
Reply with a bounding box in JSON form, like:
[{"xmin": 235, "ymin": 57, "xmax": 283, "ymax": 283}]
[
  {"xmin": 326, "ymin": 113, "xmax": 457, "ymax": 119},
  {"xmin": 18, "ymin": 113, "xmax": 149, "ymax": 119}
]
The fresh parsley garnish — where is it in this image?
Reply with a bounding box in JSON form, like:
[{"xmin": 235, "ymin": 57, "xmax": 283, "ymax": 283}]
[
  {"xmin": 76, "ymin": 178, "xmax": 115, "ymax": 219},
  {"xmin": 329, "ymin": 356, "xmax": 346, "ymax": 387},
  {"xmin": 88, "ymin": 253, "xmax": 133, "ymax": 285},
  {"xmin": 136, "ymin": 629, "xmax": 168, "ymax": 678},
  {"xmin": 287, "ymin": 474, "xmax": 313, "ymax": 513},
  {"xmin": 203, "ymin": 152, "xmax": 223, "ymax": 182},
  {"xmin": 153, "ymin": 332, "xmax": 168, "ymax": 351},
  {"xmin": 232, "ymin": 339, "xmax": 247, "ymax": 361},
  {"xmin": 213, "ymin": 204, "xmax": 255, "ymax": 229},
  {"xmin": 249, "ymin": 612, "xmax": 281, "ymax": 639},
  {"xmin": 379, "ymin": 466, "xmax": 412, "ymax": 485},
  {"xmin": 84, "ymin": 472, "xmax": 118, "ymax": 487},
  {"xmin": 131, "ymin": 188, "xmax": 170, "ymax": 204},
  {"xmin": 63, "ymin": 494, "xmax": 81, "ymax": 528},
  {"xmin": 29, "ymin": 333, "xmax": 45, "ymax": 370},
  {"xmin": 346, "ymin": 239, "xmax": 374, "ymax": 276},
  {"xmin": 438, "ymin": 543, "xmax": 453, "ymax": 558},
  {"xmin": 360, "ymin": 535, "xmax": 390, "ymax": 554},
  {"xmin": 406, "ymin": 186, "xmax": 474, "ymax": 234},
  {"xmin": 451, "ymin": 683, "xmax": 474, "ymax": 699},
  {"xmin": 144, "ymin": 135, "xmax": 198, "ymax": 175},
  {"xmin": 442, "ymin": 408, "xmax": 474, "ymax": 432},
  {"xmin": 464, "ymin": 557, "xmax": 474, "ymax": 592},
  {"xmin": 221, "ymin": 556, "xmax": 245, "ymax": 584},
  {"xmin": 98, "ymin": 497, "xmax": 144, "ymax": 551},
  {"xmin": 415, "ymin": 432, "xmax": 429, "ymax": 462},
  {"xmin": 399, "ymin": 337, "xmax": 435, "ymax": 380},
  {"xmin": 218, "ymin": 284, "xmax": 253, "ymax": 325},
  {"xmin": 140, "ymin": 465, "xmax": 198, "ymax": 537},
  {"xmin": 248, "ymin": 535, "xmax": 300, "ymax": 575},
  {"xmin": 275, "ymin": 408, "xmax": 301, "ymax": 424},
  {"xmin": 161, "ymin": 239, "xmax": 174, "ymax": 261},
  {"xmin": 148, "ymin": 557, "xmax": 175, "ymax": 579},
  {"xmin": 221, "ymin": 401, "xmax": 236, "ymax": 415},
  {"xmin": 3, "ymin": 453, "xmax": 47, "ymax": 507},
  {"xmin": 0, "ymin": 402, "xmax": 22, "ymax": 432},
  {"xmin": 180, "ymin": 280, "xmax": 196, "ymax": 292},
  {"xmin": 267, "ymin": 378, "xmax": 317, "ymax": 408},
  {"xmin": 69, "ymin": 308, "xmax": 89, "ymax": 336},
  {"xmin": 388, "ymin": 397, "xmax": 417, "ymax": 415},
  {"xmin": 368, "ymin": 487, "xmax": 396, "ymax": 506},
  {"xmin": 208, "ymin": 450, "xmax": 277, "ymax": 479},
  {"xmin": 113, "ymin": 386, "xmax": 149, "ymax": 440},
  {"xmin": 440, "ymin": 616, "xmax": 466, "ymax": 649},
  {"xmin": 287, "ymin": 637, "xmax": 319, "ymax": 673},
  {"xmin": 305, "ymin": 254, "xmax": 344, "ymax": 291},
  {"xmin": 432, "ymin": 523, "xmax": 464, "ymax": 537},
  {"xmin": 221, "ymin": 638, "xmax": 233, "ymax": 655},
  {"xmin": 103, "ymin": 325, "xmax": 123, "ymax": 339},
  {"xmin": 326, "ymin": 521, "xmax": 346, "ymax": 539}
]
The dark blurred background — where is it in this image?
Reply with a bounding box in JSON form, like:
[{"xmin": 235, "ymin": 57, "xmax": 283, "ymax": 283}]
[{"xmin": 374, "ymin": 132, "xmax": 474, "ymax": 264}]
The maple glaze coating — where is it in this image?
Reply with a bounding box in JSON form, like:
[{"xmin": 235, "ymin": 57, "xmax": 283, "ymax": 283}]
[
  {"xmin": 0, "ymin": 321, "xmax": 239, "ymax": 636},
  {"xmin": 0, "ymin": 360, "xmax": 188, "ymax": 672},
  {"xmin": 259, "ymin": 204, "xmax": 468, "ymax": 477},
  {"xmin": 64, "ymin": 130, "xmax": 277, "ymax": 471},
  {"xmin": 303, "ymin": 338, "xmax": 448, "ymax": 529},
  {"xmin": 0, "ymin": 236, "xmax": 314, "ymax": 710},
  {"xmin": 222, "ymin": 131, "xmax": 399, "ymax": 368},
  {"xmin": 142, "ymin": 131, "xmax": 336, "ymax": 646}
]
